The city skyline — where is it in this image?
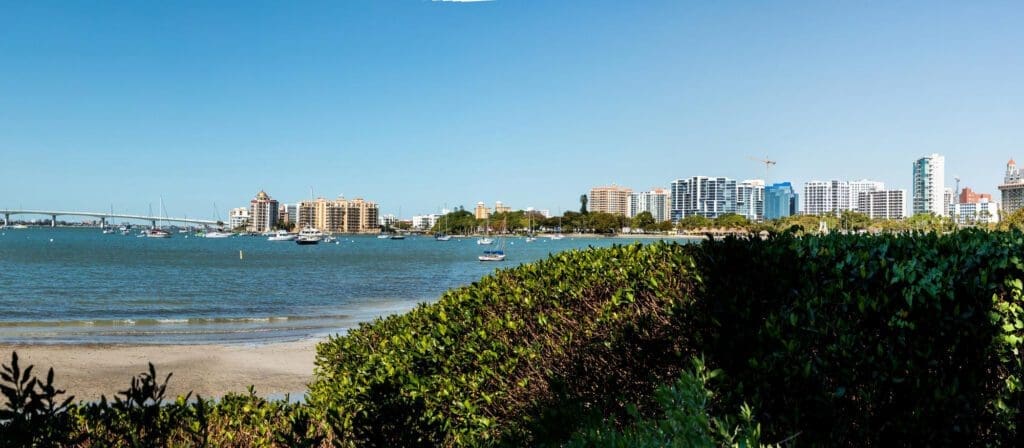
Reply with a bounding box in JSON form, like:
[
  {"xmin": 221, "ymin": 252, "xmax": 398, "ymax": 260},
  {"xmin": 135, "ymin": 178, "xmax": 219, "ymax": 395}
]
[{"xmin": 2, "ymin": 1, "xmax": 1021, "ymax": 218}]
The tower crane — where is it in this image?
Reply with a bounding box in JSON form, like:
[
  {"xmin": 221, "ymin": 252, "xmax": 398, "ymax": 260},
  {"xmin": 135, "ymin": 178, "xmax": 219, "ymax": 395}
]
[{"xmin": 747, "ymin": 156, "xmax": 777, "ymax": 183}]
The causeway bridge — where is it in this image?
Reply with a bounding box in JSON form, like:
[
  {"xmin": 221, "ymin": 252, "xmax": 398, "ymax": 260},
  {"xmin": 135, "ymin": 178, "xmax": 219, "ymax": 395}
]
[{"xmin": 0, "ymin": 209, "xmax": 219, "ymax": 227}]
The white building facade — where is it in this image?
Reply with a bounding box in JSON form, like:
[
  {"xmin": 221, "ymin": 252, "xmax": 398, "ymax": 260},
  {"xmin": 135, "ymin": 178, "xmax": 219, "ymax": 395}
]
[
  {"xmin": 228, "ymin": 207, "xmax": 249, "ymax": 230},
  {"xmin": 804, "ymin": 180, "xmax": 850, "ymax": 216},
  {"xmin": 952, "ymin": 200, "xmax": 1000, "ymax": 226},
  {"xmin": 849, "ymin": 180, "xmax": 885, "ymax": 213},
  {"xmin": 670, "ymin": 176, "xmax": 737, "ymax": 221},
  {"xmin": 629, "ymin": 188, "xmax": 672, "ymax": 222},
  {"xmin": 857, "ymin": 190, "xmax": 907, "ymax": 220},
  {"xmin": 912, "ymin": 153, "xmax": 946, "ymax": 216},
  {"xmin": 735, "ymin": 180, "xmax": 765, "ymax": 221}
]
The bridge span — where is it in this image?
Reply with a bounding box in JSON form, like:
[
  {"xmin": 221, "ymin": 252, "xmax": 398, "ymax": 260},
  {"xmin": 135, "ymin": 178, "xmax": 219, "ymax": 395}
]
[{"xmin": 0, "ymin": 209, "xmax": 220, "ymax": 227}]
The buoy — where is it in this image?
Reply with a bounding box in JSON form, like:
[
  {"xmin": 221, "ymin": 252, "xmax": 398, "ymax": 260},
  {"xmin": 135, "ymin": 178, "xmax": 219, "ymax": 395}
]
[
  {"xmin": 239, "ymin": 250, "xmax": 244, "ymax": 260},
  {"xmin": 49, "ymin": 238, "xmax": 54, "ymax": 242}
]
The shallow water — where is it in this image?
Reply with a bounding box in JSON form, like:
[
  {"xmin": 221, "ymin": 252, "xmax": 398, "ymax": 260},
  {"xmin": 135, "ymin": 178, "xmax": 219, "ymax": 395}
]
[{"xmin": 0, "ymin": 228, "xmax": 634, "ymax": 344}]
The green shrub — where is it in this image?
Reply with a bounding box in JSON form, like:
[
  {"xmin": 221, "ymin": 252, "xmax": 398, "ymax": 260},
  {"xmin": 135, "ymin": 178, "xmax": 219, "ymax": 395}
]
[
  {"xmin": 310, "ymin": 243, "xmax": 701, "ymax": 446},
  {"xmin": 565, "ymin": 357, "xmax": 766, "ymax": 448},
  {"xmin": 312, "ymin": 231, "xmax": 1024, "ymax": 446},
  {"xmin": 690, "ymin": 229, "xmax": 1024, "ymax": 445}
]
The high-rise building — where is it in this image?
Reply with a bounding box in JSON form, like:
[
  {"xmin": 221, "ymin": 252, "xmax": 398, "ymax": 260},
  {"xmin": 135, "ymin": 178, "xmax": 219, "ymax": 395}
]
[
  {"xmin": 849, "ymin": 180, "xmax": 885, "ymax": 213},
  {"xmin": 277, "ymin": 203, "xmax": 295, "ymax": 227},
  {"xmin": 764, "ymin": 182, "xmax": 799, "ymax": 220},
  {"xmin": 735, "ymin": 180, "xmax": 765, "ymax": 221},
  {"xmin": 629, "ymin": 188, "xmax": 671, "ymax": 222},
  {"xmin": 998, "ymin": 159, "xmax": 1024, "ymax": 214},
  {"xmin": 589, "ymin": 185, "xmax": 633, "ymax": 217},
  {"xmin": 912, "ymin": 154, "xmax": 946, "ymax": 216},
  {"xmin": 670, "ymin": 176, "xmax": 737, "ymax": 221},
  {"xmin": 803, "ymin": 180, "xmax": 850, "ymax": 216},
  {"xmin": 295, "ymin": 196, "xmax": 380, "ymax": 233},
  {"xmin": 228, "ymin": 207, "xmax": 249, "ymax": 230},
  {"xmin": 474, "ymin": 202, "xmax": 490, "ymax": 220},
  {"xmin": 248, "ymin": 190, "xmax": 279, "ymax": 233},
  {"xmin": 412, "ymin": 214, "xmax": 441, "ymax": 230},
  {"xmin": 944, "ymin": 188, "xmax": 956, "ymax": 216},
  {"xmin": 857, "ymin": 190, "xmax": 907, "ymax": 220}
]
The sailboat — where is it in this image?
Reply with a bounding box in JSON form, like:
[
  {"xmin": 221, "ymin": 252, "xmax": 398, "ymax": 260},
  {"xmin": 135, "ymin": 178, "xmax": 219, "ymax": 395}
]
[
  {"xmin": 143, "ymin": 201, "xmax": 172, "ymax": 238},
  {"xmin": 435, "ymin": 205, "xmax": 452, "ymax": 241},
  {"xmin": 479, "ymin": 218, "xmax": 506, "ymax": 261},
  {"xmin": 549, "ymin": 213, "xmax": 565, "ymax": 240},
  {"xmin": 525, "ymin": 211, "xmax": 537, "ymax": 242},
  {"xmin": 477, "ymin": 217, "xmax": 494, "ymax": 245},
  {"xmin": 101, "ymin": 205, "xmax": 116, "ymax": 234}
]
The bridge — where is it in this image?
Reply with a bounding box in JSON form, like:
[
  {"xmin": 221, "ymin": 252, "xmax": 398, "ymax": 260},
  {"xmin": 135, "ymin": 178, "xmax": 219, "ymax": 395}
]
[{"xmin": 0, "ymin": 209, "xmax": 220, "ymax": 228}]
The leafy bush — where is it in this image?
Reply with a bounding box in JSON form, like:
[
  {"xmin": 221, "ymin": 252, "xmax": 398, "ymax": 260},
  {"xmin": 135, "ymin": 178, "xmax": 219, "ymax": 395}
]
[
  {"xmin": 565, "ymin": 357, "xmax": 766, "ymax": 448},
  {"xmin": 310, "ymin": 243, "xmax": 701, "ymax": 446},
  {"xmin": 312, "ymin": 231, "xmax": 1024, "ymax": 446}
]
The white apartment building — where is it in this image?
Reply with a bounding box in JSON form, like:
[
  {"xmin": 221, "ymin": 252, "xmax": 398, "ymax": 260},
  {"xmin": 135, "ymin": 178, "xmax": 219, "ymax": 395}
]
[
  {"xmin": 412, "ymin": 214, "xmax": 441, "ymax": 230},
  {"xmin": 670, "ymin": 176, "xmax": 737, "ymax": 221},
  {"xmin": 849, "ymin": 180, "xmax": 884, "ymax": 213},
  {"xmin": 857, "ymin": 190, "xmax": 907, "ymax": 220},
  {"xmin": 912, "ymin": 154, "xmax": 946, "ymax": 216},
  {"xmin": 735, "ymin": 180, "xmax": 765, "ymax": 221},
  {"xmin": 228, "ymin": 207, "xmax": 249, "ymax": 230},
  {"xmin": 629, "ymin": 188, "xmax": 672, "ymax": 222},
  {"xmin": 952, "ymin": 200, "xmax": 1000, "ymax": 226},
  {"xmin": 804, "ymin": 180, "xmax": 850, "ymax": 216}
]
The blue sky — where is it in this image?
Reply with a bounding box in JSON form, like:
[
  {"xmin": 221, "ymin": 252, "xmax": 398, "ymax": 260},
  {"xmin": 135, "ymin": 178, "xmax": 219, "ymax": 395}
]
[{"xmin": 1, "ymin": 0, "xmax": 1021, "ymax": 219}]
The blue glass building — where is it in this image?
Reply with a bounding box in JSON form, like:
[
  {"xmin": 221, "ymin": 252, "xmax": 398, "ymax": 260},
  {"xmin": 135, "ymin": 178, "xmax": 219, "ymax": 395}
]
[{"xmin": 764, "ymin": 182, "xmax": 798, "ymax": 220}]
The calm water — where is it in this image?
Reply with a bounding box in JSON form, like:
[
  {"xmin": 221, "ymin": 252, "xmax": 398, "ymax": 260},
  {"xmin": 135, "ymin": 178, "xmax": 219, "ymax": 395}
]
[{"xmin": 0, "ymin": 228, "xmax": 631, "ymax": 344}]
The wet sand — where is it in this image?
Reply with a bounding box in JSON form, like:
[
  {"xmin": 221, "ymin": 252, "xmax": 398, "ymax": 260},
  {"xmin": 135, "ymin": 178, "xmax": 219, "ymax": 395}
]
[{"xmin": 0, "ymin": 339, "xmax": 319, "ymax": 402}]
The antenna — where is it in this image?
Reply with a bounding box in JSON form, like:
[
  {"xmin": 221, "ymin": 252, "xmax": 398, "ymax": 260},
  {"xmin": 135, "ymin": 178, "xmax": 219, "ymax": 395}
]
[{"xmin": 747, "ymin": 155, "xmax": 777, "ymax": 183}]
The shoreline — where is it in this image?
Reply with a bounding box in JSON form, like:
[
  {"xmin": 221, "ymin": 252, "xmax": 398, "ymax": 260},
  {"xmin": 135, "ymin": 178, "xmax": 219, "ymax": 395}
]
[{"xmin": 0, "ymin": 339, "xmax": 321, "ymax": 402}]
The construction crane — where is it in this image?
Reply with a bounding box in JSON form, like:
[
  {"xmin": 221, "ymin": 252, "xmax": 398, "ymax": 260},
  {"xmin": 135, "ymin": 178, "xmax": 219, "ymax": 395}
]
[{"xmin": 747, "ymin": 156, "xmax": 777, "ymax": 183}]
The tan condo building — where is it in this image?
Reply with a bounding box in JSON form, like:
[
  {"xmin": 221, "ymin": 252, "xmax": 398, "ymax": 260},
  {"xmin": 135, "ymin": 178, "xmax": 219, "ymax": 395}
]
[
  {"xmin": 296, "ymin": 196, "xmax": 380, "ymax": 233},
  {"xmin": 474, "ymin": 202, "xmax": 490, "ymax": 220},
  {"xmin": 589, "ymin": 185, "xmax": 633, "ymax": 217},
  {"xmin": 248, "ymin": 190, "xmax": 279, "ymax": 233}
]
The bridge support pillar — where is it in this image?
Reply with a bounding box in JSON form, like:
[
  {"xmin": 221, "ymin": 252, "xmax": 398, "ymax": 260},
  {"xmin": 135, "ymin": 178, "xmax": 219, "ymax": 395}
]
[
  {"xmin": 100, "ymin": 217, "xmax": 106, "ymax": 227},
  {"xmin": 51, "ymin": 215, "xmax": 57, "ymax": 227},
  {"xmin": 3, "ymin": 214, "xmax": 8, "ymax": 227},
  {"xmin": 151, "ymin": 220, "xmax": 157, "ymax": 228}
]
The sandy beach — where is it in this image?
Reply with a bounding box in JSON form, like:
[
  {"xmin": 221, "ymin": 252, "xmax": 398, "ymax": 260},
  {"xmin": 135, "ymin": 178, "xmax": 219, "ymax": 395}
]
[{"xmin": 0, "ymin": 339, "xmax": 320, "ymax": 402}]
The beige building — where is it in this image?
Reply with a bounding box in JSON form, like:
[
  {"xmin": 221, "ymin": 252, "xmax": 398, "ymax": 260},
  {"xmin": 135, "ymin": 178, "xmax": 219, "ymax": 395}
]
[
  {"xmin": 248, "ymin": 190, "xmax": 279, "ymax": 233},
  {"xmin": 589, "ymin": 185, "xmax": 633, "ymax": 217},
  {"xmin": 494, "ymin": 201, "xmax": 511, "ymax": 214},
  {"xmin": 296, "ymin": 196, "xmax": 380, "ymax": 233},
  {"xmin": 474, "ymin": 202, "xmax": 490, "ymax": 220},
  {"xmin": 999, "ymin": 159, "xmax": 1024, "ymax": 215}
]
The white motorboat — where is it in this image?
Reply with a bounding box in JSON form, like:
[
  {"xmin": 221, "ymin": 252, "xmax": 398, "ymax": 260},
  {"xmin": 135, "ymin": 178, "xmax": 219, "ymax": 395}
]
[
  {"xmin": 477, "ymin": 237, "xmax": 493, "ymax": 245},
  {"xmin": 203, "ymin": 230, "xmax": 233, "ymax": 239},
  {"xmin": 295, "ymin": 227, "xmax": 323, "ymax": 245},
  {"xmin": 377, "ymin": 234, "xmax": 390, "ymax": 239},
  {"xmin": 478, "ymin": 250, "xmax": 506, "ymax": 262},
  {"xmin": 267, "ymin": 231, "xmax": 297, "ymax": 241}
]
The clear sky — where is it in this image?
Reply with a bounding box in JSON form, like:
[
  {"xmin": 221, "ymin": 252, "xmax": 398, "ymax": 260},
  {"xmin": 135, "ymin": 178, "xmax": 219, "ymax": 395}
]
[{"xmin": 1, "ymin": 0, "xmax": 1021, "ymax": 219}]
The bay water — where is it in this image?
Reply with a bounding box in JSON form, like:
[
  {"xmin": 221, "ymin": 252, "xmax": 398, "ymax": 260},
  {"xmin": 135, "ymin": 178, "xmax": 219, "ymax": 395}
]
[{"xmin": 0, "ymin": 228, "xmax": 632, "ymax": 344}]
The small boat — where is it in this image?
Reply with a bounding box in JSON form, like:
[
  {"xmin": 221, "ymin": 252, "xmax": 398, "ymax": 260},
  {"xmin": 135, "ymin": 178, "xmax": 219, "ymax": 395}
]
[
  {"xmin": 435, "ymin": 233, "xmax": 452, "ymax": 241},
  {"xmin": 477, "ymin": 237, "xmax": 493, "ymax": 245},
  {"xmin": 267, "ymin": 230, "xmax": 297, "ymax": 242},
  {"xmin": 479, "ymin": 250, "xmax": 506, "ymax": 262},
  {"xmin": 10, "ymin": 224, "xmax": 28, "ymax": 229},
  {"xmin": 295, "ymin": 227, "xmax": 323, "ymax": 245},
  {"xmin": 203, "ymin": 230, "xmax": 233, "ymax": 239},
  {"xmin": 102, "ymin": 227, "xmax": 116, "ymax": 234},
  {"xmin": 549, "ymin": 234, "xmax": 565, "ymax": 240},
  {"xmin": 390, "ymin": 234, "xmax": 406, "ymax": 240},
  {"xmin": 144, "ymin": 228, "xmax": 172, "ymax": 238},
  {"xmin": 525, "ymin": 236, "xmax": 537, "ymax": 243},
  {"xmin": 377, "ymin": 234, "xmax": 390, "ymax": 239},
  {"xmin": 323, "ymin": 235, "xmax": 338, "ymax": 243}
]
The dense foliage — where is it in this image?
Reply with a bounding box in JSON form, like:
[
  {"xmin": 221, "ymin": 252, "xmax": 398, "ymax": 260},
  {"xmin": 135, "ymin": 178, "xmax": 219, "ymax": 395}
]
[
  {"xmin": 311, "ymin": 230, "xmax": 1024, "ymax": 446},
  {"xmin": 5, "ymin": 231, "xmax": 1024, "ymax": 446}
]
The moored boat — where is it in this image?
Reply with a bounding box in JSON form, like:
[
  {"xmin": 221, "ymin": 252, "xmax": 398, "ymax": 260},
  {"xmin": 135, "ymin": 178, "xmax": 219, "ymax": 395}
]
[{"xmin": 267, "ymin": 230, "xmax": 297, "ymax": 241}]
